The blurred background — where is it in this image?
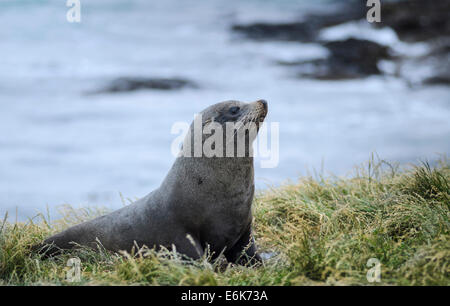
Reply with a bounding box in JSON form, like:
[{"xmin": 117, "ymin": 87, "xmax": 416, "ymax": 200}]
[{"xmin": 1, "ymin": 0, "xmax": 449, "ymax": 220}]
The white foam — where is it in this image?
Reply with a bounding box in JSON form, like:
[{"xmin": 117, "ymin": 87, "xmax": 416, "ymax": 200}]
[{"xmin": 319, "ymin": 20, "xmax": 430, "ymax": 56}]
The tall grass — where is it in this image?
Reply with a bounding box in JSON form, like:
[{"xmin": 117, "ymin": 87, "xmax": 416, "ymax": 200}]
[{"xmin": 0, "ymin": 158, "xmax": 449, "ymax": 285}]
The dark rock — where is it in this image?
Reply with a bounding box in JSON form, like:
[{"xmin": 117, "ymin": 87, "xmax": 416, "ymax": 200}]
[
  {"xmin": 423, "ymin": 75, "xmax": 450, "ymax": 86},
  {"xmin": 284, "ymin": 38, "xmax": 392, "ymax": 80},
  {"xmin": 232, "ymin": 0, "xmax": 450, "ymax": 84},
  {"xmin": 93, "ymin": 77, "xmax": 198, "ymax": 94},
  {"xmin": 233, "ymin": 1, "xmax": 450, "ymax": 43},
  {"xmin": 379, "ymin": 0, "xmax": 450, "ymax": 42},
  {"xmin": 231, "ymin": 2, "xmax": 365, "ymax": 42},
  {"xmin": 296, "ymin": 58, "xmax": 371, "ymax": 80},
  {"xmin": 325, "ymin": 39, "xmax": 390, "ymax": 62},
  {"xmin": 232, "ymin": 22, "xmax": 316, "ymax": 42},
  {"xmin": 420, "ymin": 41, "xmax": 450, "ymax": 86}
]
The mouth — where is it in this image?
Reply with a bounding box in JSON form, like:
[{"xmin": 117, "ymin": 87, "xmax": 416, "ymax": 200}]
[
  {"xmin": 244, "ymin": 111, "xmax": 266, "ymax": 126},
  {"xmin": 253, "ymin": 114, "xmax": 266, "ymax": 126}
]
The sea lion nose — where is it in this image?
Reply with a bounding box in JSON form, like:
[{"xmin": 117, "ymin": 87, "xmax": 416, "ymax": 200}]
[{"xmin": 257, "ymin": 99, "xmax": 268, "ymax": 112}]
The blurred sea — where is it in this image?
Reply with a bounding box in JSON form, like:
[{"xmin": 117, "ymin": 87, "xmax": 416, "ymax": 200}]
[{"xmin": 1, "ymin": 0, "xmax": 449, "ymax": 220}]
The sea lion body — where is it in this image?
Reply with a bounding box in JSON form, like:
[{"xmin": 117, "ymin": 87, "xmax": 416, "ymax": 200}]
[{"xmin": 36, "ymin": 100, "xmax": 267, "ymax": 264}]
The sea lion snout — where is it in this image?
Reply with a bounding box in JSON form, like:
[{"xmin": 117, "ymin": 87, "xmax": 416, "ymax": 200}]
[
  {"xmin": 251, "ymin": 99, "xmax": 268, "ymax": 122},
  {"xmin": 256, "ymin": 99, "xmax": 268, "ymax": 113}
]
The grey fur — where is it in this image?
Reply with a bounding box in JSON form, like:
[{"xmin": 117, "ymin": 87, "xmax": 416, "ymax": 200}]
[{"xmin": 35, "ymin": 100, "xmax": 268, "ymax": 265}]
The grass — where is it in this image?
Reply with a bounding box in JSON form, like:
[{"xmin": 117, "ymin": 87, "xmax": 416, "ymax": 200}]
[{"xmin": 0, "ymin": 157, "xmax": 449, "ymax": 285}]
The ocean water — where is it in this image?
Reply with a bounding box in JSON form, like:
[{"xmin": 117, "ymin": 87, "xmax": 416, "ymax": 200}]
[{"xmin": 1, "ymin": 0, "xmax": 449, "ymax": 220}]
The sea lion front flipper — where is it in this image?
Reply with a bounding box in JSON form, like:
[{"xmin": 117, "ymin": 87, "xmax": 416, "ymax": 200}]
[{"xmin": 224, "ymin": 227, "xmax": 261, "ymax": 266}]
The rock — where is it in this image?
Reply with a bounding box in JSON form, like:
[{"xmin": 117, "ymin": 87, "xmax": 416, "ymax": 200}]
[
  {"xmin": 324, "ymin": 39, "xmax": 390, "ymax": 65},
  {"xmin": 297, "ymin": 59, "xmax": 369, "ymax": 80},
  {"xmin": 93, "ymin": 77, "xmax": 198, "ymax": 93},
  {"xmin": 420, "ymin": 42, "xmax": 450, "ymax": 86},
  {"xmin": 232, "ymin": 0, "xmax": 450, "ymax": 84},
  {"xmin": 423, "ymin": 75, "xmax": 450, "ymax": 86},
  {"xmin": 284, "ymin": 38, "xmax": 391, "ymax": 80},
  {"xmin": 231, "ymin": 1, "xmax": 365, "ymax": 42},
  {"xmin": 259, "ymin": 252, "xmax": 278, "ymax": 260},
  {"xmin": 232, "ymin": 22, "xmax": 316, "ymax": 42},
  {"xmin": 379, "ymin": 0, "xmax": 450, "ymax": 42}
]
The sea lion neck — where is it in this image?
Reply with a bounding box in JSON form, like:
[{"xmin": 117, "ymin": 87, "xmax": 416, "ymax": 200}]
[
  {"xmin": 172, "ymin": 155, "xmax": 253, "ymax": 181},
  {"xmin": 159, "ymin": 155, "xmax": 254, "ymax": 201}
]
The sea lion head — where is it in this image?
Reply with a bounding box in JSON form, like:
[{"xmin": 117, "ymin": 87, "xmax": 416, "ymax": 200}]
[
  {"xmin": 200, "ymin": 99, "xmax": 267, "ymax": 127},
  {"xmin": 182, "ymin": 99, "xmax": 268, "ymax": 158}
]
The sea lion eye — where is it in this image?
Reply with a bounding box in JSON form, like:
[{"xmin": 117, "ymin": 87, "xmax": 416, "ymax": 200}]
[{"xmin": 229, "ymin": 106, "xmax": 240, "ymax": 115}]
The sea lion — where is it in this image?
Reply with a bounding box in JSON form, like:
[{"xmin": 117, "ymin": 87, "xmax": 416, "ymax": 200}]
[{"xmin": 33, "ymin": 99, "xmax": 268, "ymax": 265}]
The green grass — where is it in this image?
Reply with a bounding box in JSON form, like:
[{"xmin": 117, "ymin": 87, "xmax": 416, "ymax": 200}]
[{"xmin": 1, "ymin": 158, "xmax": 449, "ymax": 285}]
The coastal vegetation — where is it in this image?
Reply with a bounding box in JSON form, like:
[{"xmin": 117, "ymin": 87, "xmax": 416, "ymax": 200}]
[{"xmin": 1, "ymin": 158, "xmax": 448, "ymax": 285}]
